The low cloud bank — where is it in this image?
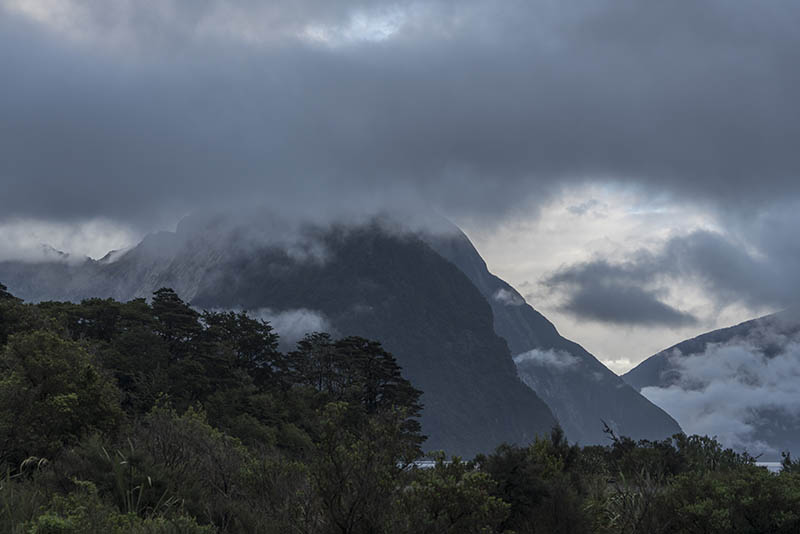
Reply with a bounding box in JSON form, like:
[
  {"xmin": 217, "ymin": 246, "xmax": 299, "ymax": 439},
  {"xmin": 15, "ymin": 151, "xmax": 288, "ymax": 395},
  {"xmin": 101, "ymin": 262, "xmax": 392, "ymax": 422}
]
[
  {"xmin": 641, "ymin": 331, "xmax": 800, "ymax": 456},
  {"xmin": 0, "ymin": 218, "xmax": 136, "ymax": 263}
]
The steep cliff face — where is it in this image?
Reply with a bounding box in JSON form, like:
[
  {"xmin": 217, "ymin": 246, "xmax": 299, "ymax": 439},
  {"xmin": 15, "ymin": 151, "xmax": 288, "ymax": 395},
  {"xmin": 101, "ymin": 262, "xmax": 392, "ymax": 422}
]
[
  {"xmin": 0, "ymin": 219, "xmax": 557, "ymax": 456},
  {"xmin": 427, "ymin": 230, "xmax": 682, "ymax": 445}
]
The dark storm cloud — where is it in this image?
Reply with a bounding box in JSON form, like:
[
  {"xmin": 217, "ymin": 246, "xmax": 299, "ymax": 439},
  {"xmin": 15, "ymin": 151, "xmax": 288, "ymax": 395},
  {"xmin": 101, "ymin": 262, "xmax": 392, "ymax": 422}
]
[
  {"xmin": 544, "ymin": 223, "xmax": 800, "ymax": 325},
  {"xmin": 543, "ymin": 257, "xmax": 698, "ymax": 326},
  {"xmin": 563, "ymin": 284, "xmax": 698, "ymax": 327},
  {"xmin": 2, "ymin": 0, "xmax": 800, "ymax": 231}
]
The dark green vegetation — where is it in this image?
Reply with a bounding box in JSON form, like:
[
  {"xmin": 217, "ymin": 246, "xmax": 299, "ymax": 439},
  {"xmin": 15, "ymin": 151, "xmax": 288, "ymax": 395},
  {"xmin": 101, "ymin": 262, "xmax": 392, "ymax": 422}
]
[{"xmin": 2, "ymin": 284, "xmax": 800, "ymax": 533}]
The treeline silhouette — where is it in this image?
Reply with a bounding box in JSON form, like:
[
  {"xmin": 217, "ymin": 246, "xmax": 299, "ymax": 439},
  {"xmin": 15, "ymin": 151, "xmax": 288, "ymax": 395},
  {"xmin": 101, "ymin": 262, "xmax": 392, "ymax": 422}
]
[{"xmin": 1, "ymin": 282, "xmax": 799, "ymax": 533}]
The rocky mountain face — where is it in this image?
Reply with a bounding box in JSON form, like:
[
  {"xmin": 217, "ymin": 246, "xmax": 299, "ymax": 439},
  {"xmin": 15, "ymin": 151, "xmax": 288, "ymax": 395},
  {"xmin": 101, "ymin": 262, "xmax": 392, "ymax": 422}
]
[
  {"xmin": 0, "ymin": 217, "xmax": 557, "ymax": 457},
  {"xmin": 623, "ymin": 309, "xmax": 800, "ymax": 459},
  {"xmin": 426, "ymin": 230, "xmax": 682, "ymax": 445}
]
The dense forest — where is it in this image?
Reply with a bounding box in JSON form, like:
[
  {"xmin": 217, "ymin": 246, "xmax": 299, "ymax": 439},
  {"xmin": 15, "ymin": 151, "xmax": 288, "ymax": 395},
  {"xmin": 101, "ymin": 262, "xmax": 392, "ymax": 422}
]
[{"xmin": 1, "ymin": 282, "xmax": 800, "ymax": 533}]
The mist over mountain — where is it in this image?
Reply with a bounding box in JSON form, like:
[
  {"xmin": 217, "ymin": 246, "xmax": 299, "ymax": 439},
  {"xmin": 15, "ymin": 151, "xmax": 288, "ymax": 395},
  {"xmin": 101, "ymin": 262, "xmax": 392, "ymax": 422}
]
[
  {"xmin": 623, "ymin": 309, "xmax": 800, "ymax": 459},
  {"xmin": 0, "ymin": 214, "xmax": 560, "ymax": 456},
  {"xmin": 0, "ymin": 212, "xmax": 685, "ymax": 452}
]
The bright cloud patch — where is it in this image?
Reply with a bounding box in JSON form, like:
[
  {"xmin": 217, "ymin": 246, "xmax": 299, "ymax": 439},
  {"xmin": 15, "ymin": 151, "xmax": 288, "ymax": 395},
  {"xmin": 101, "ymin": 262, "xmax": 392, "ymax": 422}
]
[
  {"xmin": 301, "ymin": 7, "xmax": 407, "ymax": 45},
  {"xmin": 493, "ymin": 288, "xmax": 525, "ymax": 306},
  {"xmin": 0, "ymin": 218, "xmax": 137, "ymax": 262}
]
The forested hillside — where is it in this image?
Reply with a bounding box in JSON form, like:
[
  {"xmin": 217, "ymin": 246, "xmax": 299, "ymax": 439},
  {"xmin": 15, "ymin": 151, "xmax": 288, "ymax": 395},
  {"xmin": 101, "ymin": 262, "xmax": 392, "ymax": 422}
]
[{"xmin": 2, "ymin": 284, "xmax": 800, "ymax": 534}]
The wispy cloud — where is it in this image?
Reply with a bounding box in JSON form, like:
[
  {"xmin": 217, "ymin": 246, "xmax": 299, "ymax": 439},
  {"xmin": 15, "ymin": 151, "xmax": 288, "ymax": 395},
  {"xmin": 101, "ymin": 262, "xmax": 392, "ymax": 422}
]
[
  {"xmin": 252, "ymin": 308, "xmax": 333, "ymax": 351},
  {"xmin": 514, "ymin": 349, "xmax": 579, "ymax": 371}
]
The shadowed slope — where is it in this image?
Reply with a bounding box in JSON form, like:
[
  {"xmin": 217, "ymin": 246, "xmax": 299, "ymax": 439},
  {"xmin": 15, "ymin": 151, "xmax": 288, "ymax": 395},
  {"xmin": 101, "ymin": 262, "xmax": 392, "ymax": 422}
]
[{"xmin": 427, "ymin": 229, "xmax": 681, "ymax": 444}]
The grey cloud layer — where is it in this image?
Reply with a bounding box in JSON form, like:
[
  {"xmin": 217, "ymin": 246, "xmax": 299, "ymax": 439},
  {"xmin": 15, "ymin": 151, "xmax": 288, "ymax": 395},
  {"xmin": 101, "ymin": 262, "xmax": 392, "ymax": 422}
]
[
  {"xmin": 2, "ymin": 0, "xmax": 800, "ymax": 231},
  {"xmin": 547, "ymin": 274, "xmax": 699, "ymax": 327},
  {"xmin": 543, "ymin": 214, "xmax": 800, "ymax": 326}
]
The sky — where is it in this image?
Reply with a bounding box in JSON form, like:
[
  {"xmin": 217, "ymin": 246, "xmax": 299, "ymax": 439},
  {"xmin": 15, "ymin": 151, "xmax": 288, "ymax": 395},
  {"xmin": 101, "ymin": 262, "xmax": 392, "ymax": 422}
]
[{"xmin": 2, "ymin": 0, "xmax": 800, "ymax": 373}]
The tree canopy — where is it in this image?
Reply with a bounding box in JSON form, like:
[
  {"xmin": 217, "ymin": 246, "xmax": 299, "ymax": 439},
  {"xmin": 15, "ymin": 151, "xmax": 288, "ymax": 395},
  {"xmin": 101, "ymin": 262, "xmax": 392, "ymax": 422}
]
[{"xmin": 0, "ymin": 284, "xmax": 799, "ymax": 533}]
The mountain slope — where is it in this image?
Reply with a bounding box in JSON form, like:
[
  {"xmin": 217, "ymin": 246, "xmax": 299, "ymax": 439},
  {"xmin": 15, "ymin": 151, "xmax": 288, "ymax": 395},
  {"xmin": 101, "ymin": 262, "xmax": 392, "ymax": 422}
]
[
  {"xmin": 427, "ymin": 229, "xmax": 682, "ymax": 445},
  {"xmin": 623, "ymin": 309, "xmax": 800, "ymax": 458},
  {"xmin": 0, "ymin": 219, "xmax": 557, "ymax": 457}
]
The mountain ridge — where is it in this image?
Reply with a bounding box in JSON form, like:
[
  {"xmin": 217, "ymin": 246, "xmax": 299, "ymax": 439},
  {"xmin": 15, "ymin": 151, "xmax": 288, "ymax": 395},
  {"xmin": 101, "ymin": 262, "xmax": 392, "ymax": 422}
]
[
  {"xmin": 425, "ymin": 228, "xmax": 682, "ymax": 444},
  {"xmin": 0, "ymin": 214, "xmax": 683, "ymax": 450},
  {"xmin": 0, "ymin": 218, "xmax": 557, "ymax": 456}
]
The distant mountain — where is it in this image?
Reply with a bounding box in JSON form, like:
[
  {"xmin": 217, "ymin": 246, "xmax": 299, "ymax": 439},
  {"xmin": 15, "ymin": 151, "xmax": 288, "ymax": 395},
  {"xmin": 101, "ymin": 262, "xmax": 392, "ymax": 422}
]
[
  {"xmin": 0, "ymin": 216, "xmax": 557, "ymax": 457},
  {"xmin": 624, "ymin": 309, "xmax": 800, "ymax": 390},
  {"xmin": 623, "ymin": 309, "xmax": 800, "ymax": 459},
  {"xmin": 427, "ymin": 229, "xmax": 682, "ymax": 445}
]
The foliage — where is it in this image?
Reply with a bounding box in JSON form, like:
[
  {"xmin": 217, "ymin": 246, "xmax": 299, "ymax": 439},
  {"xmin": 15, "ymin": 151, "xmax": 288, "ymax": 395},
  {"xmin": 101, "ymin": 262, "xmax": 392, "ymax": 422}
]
[
  {"xmin": 781, "ymin": 451, "xmax": 800, "ymax": 474},
  {"xmin": 477, "ymin": 427, "xmax": 596, "ymax": 534},
  {"xmin": 0, "ymin": 331, "xmax": 123, "ymax": 466},
  {"xmin": 392, "ymin": 455, "xmax": 509, "ymax": 534},
  {"xmin": 1, "ymin": 284, "xmax": 799, "ymax": 533},
  {"xmin": 25, "ymin": 481, "xmax": 213, "ymax": 534},
  {"xmin": 662, "ymin": 468, "xmax": 800, "ymax": 534}
]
